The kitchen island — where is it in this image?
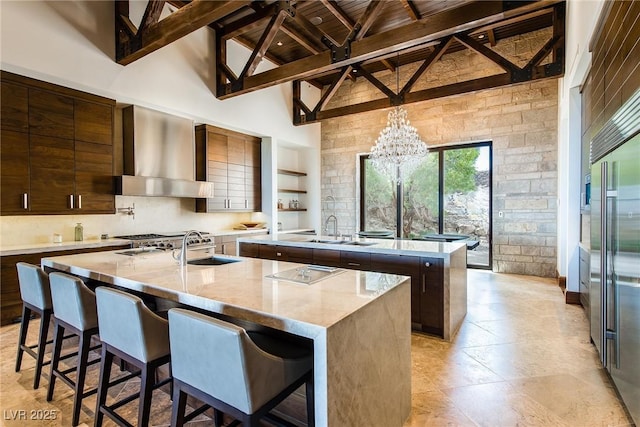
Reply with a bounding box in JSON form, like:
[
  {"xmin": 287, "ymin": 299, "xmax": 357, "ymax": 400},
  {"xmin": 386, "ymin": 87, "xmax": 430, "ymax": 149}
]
[
  {"xmin": 41, "ymin": 250, "xmax": 411, "ymax": 427},
  {"xmin": 238, "ymin": 233, "xmax": 467, "ymax": 340}
]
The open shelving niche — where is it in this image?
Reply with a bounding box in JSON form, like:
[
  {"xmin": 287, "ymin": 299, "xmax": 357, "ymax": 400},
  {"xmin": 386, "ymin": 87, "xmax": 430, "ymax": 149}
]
[{"xmin": 274, "ymin": 145, "xmax": 317, "ymax": 233}]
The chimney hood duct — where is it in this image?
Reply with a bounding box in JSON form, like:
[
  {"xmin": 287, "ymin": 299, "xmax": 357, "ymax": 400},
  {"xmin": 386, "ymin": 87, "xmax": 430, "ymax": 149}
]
[{"xmin": 116, "ymin": 105, "xmax": 214, "ymax": 198}]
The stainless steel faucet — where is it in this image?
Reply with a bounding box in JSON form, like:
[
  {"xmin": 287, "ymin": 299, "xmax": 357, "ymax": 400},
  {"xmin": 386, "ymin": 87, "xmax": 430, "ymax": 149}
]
[
  {"xmin": 324, "ymin": 195, "xmax": 338, "ymax": 236},
  {"xmin": 174, "ymin": 230, "xmax": 203, "ymax": 266}
]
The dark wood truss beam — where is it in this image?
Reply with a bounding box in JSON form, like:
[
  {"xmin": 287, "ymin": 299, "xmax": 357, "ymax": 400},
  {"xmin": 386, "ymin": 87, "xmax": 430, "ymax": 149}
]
[
  {"xmin": 320, "ymin": 0, "xmax": 355, "ymax": 31},
  {"xmin": 292, "ymin": 2, "xmax": 565, "ymax": 125},
  {"xmin": 139, "ymin": 1, "xmax": 165, "ymax": 33},
  {"xmin": 281, "ymin": 21, "xmax": 326, "ymax": 53},
  {"xmin": 219, "ymin": 2, "xmax": 279, "ymax": 40},
  {"xmin": 400, "ymin": 36, "xmax": 453, "ymax": 96},
  {"xmin": 116, "ymin": 0, "xmax": 250, "ymax": 65},
  {"xmin": 400, "ymin": 0, "xmax": 421, "ymax": 21},
  {"xmin": 348, "ymin": 0, "xmax": 387, "ymax": 43},
  {"xmin": 217, "ymin": 0, "xmax": 563, "ymax": 99},
  {"xmin": 487, "ymin": 28, "xmax": 497, "ymax": 46},
  {"xmin": 240, "ymin": 10, "xmax": 288, "ymax": 79}
]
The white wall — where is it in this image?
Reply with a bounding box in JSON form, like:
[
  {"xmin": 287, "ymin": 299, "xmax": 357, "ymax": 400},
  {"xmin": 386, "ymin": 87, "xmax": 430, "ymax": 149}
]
[
  {"xmin": 0, "ymin": 0, "xmax": 321, "ymax": 245},
  {"xmin": 557, "ymin": 0, "xmax": 606, "ymax": 291}
]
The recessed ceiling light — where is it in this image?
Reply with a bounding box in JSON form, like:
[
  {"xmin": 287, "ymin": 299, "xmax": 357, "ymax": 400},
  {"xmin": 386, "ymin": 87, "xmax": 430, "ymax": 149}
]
[
  {"xmin": 277, "ymin": 41, "xmax": 283, "ymax": 46},
  {"xmin": 478, "ymin": 34, "xmax": 485, "ymax": 39},
  {"xmin": 310, "ymin": 16, "xmax": 323, "ymax": 25}
]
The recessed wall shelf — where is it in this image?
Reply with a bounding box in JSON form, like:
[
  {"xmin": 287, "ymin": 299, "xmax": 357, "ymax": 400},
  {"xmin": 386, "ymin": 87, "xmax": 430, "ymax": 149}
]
[
  {"xmin": 278, "ymin": 189, "xmax": 308, "ymax": 193},
  {"xmin": 277, "ymin": 169, "xmax": 307, "ymax": 177}
]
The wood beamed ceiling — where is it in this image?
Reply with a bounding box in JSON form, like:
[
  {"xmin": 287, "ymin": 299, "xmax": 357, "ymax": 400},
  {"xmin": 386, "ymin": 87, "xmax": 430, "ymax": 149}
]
[{"xmin": 114, "ymin": 0, "xmax": 566, "ymax": 125}]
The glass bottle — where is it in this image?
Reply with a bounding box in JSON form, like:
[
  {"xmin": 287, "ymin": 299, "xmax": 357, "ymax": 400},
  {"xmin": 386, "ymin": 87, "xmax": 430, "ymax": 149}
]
[{"xmin": 74, "ymin": 223, "xmax": 83, "ymax": 241}]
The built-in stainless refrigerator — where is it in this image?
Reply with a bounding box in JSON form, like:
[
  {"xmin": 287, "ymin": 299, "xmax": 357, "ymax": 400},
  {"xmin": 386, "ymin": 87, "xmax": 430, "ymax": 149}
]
[{"xmin": 590, "ymin": 90, "xmax": 640, "ymax": 425}]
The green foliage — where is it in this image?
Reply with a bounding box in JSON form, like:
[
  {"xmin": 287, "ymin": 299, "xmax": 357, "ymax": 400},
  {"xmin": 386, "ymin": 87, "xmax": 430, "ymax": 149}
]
[
  {"xmin": 443, "ymin": 148, "xmax": 479, "ymax": 194},
  {"xmin": 364, "ymin": 161, "xmax": 395, "ymax": 205}
]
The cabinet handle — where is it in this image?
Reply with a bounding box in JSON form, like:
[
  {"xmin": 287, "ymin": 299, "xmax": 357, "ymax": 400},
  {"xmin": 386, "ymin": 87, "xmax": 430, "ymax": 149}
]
[
  {"xmin": 22, "ymin": 193, "xmax": 28, "ymax": 209},
  {"xmin": 424, "ymin": 262, "xmax": 431, "ymax": 267},
  {"xmin": 69, "ymin": 194, "xmax": 74, "ymax": 209},
  {"xmin": 348, "ymin": 262, "xmax": 360, "ymax": 266},
  {"xmin": 245, "ymin": 199, "xmax": 248, "ymax": 209},
  {"xmin": 422, "ymin": 273, "xmax": 426, "ymax": 293},
  {"xmin": 77, "ymin": 194, "xmax": 82, "ymax": 209},
  {"xmin": 276, "ymin": 252, "xmax": 282, "ymax": 257},
  {"xmin": 222, "ymin": 244, "xmax": 226, "ymax": 254}
]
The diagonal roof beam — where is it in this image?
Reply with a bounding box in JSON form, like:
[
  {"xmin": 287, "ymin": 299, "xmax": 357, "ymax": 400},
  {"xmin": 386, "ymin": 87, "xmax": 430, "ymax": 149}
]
[
  {"xmin": 314, "ymin": 66, "xmax": 353, "ymax": 113},
  {"xmin": 320, "ymin": 0, "xmax": 355, "ymax": 31},
  {"xmin": 400, "ymin": 36, "xmax": 453, "ymax": 96},
  {"xmin": 240, "ymin": 10, "xmax": 288, "ymax": 79},
  {"xmin": 349, "ymin": 0, "xmax": 387, "ymax": 43},
  {"xmin": 218, "ymin": 0, "xmax": 562, "ymax": 99},
  {"xmin": 219, "ymin": 2, "xmax": 279, "ymax": 40},
  {"xmin": 400, "ymin": 0, "xmax": 421, "ymax": 21},
  {"xmin": 117, "ymin": 0, "xmax": 251, "ymax": 65},
  {"xmin": 454, "ymin": 33, "xmax": 520, "ymax": 74},
  {"xmin": 139, "ymin": 1, "xmax": 165, "ymax": 33}
]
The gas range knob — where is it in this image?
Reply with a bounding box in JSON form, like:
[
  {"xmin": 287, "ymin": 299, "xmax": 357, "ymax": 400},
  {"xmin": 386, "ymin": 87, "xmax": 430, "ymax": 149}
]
[
  {"xmin": 157, "ymin": 242, "xmax": 165, "ymax": 248},
  {"xmin": 166, "ymin": 243, "xmax": 173, "ymax": 249}
]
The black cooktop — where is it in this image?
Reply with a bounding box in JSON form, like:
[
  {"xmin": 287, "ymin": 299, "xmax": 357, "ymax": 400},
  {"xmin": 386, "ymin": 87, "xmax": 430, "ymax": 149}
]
[{"xmin": 114, "ymin": 233, "xmax": 169, "ymax": 240}]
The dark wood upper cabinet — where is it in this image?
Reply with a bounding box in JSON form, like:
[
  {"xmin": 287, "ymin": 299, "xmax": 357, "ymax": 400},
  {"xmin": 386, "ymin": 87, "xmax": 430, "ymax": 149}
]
[
  {"xmin": 1, "ymin": 81, "xmax": 28, "ymax": 132},
  {"xmin": 195, "ymin": 124, "xmax": 261, "ymax": 213},
  {"xmin": 0, "ymin": 71, "xmax": 115, "ymax": 215}
]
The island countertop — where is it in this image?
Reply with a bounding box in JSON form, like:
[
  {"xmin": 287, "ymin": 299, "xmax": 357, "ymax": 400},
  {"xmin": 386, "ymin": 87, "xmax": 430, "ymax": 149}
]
[
  {"xmin": 41, "ymin": 249, "xmax": 412, "ymax": 426},
  {"xmin": 237, "ymin": 232, "xmax": 466, "ymax": 258},
  {"xmin": 40, "ymin": 250, "xmax": 408, "ymax": 337}
]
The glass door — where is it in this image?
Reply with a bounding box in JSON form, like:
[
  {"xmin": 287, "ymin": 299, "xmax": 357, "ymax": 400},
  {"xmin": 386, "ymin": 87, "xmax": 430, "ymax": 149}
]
[{"xmin": 360, "ymin": 156, "xmax": 398, "ymax": 236}]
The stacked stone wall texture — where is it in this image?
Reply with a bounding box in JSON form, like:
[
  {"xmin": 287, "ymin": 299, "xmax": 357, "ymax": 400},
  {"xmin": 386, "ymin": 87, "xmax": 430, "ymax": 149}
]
[{"xmin": 320, "ymin": 29, "xmax": 558, "ymax": 277}]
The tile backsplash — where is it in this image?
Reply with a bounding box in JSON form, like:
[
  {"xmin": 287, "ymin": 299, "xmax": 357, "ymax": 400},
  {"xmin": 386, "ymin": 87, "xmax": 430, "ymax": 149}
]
[{"xmin": 0, "ymin": 196, "xmax": 267, "ymax": 246}]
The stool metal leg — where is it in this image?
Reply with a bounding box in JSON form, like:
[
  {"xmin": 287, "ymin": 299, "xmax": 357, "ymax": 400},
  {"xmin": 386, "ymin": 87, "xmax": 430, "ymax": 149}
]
[
  {"xmin": 71, "ymin": 330, "xmax": 92, "ymax": 426},
  {"xmin": 170, "ymin": 383, "xmax": 187, "ymax": 427},
  {"xmin": 33, "ymin": 309, "xmax": 52, "ymax": 389},
  {"xmin": 15, "ymin": 305, "xmax": 32, "ymax": 372}
]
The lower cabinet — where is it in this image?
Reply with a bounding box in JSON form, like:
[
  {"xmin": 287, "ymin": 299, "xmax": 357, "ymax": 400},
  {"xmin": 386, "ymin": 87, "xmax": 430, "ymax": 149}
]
[
  {"xmin": 0, "ymin": 244, "xmax": 129, "ymax": 325},
  {"xmin": 238, "ymin": 242, "xmax": 446, "ymax": 336}
]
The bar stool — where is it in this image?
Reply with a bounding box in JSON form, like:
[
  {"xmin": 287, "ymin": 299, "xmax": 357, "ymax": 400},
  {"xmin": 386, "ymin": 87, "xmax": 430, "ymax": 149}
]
[
  {"xmin": 15, "ymin": 262, "xmax": 54, "ymax": 389},
  {"xmin": 94, "ymin": 287, "xmax": 171, "ymax": 427},
  {"xmin": 168, "ymin": 308, "xmax": 315, "ymax": 427},
  {"xmin": 46, "ymin": 273, "xmax": 134, "ymax": 426}
]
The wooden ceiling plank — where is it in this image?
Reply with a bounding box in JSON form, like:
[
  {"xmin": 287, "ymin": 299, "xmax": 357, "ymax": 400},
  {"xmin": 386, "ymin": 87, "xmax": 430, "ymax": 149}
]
[
  {"xmin": 118, "ymin": 0, "xmax": 251, "ymax": 65},
  {"xmin": 470, "ymin": 7, "xmax": 553, "ymax": 36},
  {"xmin": 400, "ymin": 36, "xmax": 453, "ymax": 95},
  {"xmin": 315, "ymin": 66, "xmax": 353, "ymax": 112},
  {"xmin": 400, "ymin": 0, "xmax": 421, "ymax": 21},
  {"xmin": 218, "ymin": 0, "xmax": 563, "ymax": 99},
  {"xmin": 139, "ymin": 1, "xmax": 166, "ymax": 33},
  {"xmin": 293, "ymin": 7, "xmax": 341, "ymax": 48},
  {"xmin": 320, "ymin": 0, "xmax": 355, "ymax": 31},
  {"xmin": 240, "ymin": 10, "xmax": 288, "ymax": 79},
  {"xmin": 454, "ymin": 33, "xmax": 520, "ymax": 73},
  {"xmin": 235, "ymin": 34, "xmax": 287, "ymax": 66}
]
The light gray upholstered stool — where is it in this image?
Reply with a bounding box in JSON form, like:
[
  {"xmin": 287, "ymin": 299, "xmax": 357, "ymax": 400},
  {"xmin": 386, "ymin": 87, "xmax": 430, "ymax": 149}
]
[
  {"xmin": 46, "ymin": 273, "xmax": 135, "ymax": 426},
  {"xmin": 15, "ymin": 262, "xmax": 54, "ymax": 389},
  {"xmin": 168, "ymin": 308, "xmax": 315, "ymax": 427},
  {"xmin": 94, "ymin": 287, "xmax": 171, "ymax": 427}
]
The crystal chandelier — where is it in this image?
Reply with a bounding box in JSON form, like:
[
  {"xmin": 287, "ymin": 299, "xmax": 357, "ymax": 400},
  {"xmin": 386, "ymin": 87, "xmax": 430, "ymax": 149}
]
[{"xmin": 370, "ymin": 58, "xmax": 427, "ymax": 183}]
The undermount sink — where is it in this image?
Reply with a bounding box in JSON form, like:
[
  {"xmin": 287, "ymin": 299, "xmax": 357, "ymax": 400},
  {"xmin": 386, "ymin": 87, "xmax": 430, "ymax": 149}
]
[
  {"xmin": 187, "ymin": 257, "xmax": 241, "ymax": 266},
  {"xmin": 308, "ymin": 239, "xmax": 347, "ymax": 244},
  {"xmin": 342, "ymin": 241, "xmax": 377, "ymax": 246}
]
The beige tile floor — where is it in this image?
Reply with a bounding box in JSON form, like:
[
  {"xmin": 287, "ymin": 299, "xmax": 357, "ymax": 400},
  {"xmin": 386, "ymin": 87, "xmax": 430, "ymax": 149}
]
[{"xmin": 0, "ymin": 270, "xmax": 634, "ymax": 426}]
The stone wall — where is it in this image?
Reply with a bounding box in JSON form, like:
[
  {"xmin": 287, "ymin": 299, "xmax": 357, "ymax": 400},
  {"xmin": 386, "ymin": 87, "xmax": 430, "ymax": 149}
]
[{"xmin": 320, "ymin": 29, "xmax": 558, "ymax": 277}]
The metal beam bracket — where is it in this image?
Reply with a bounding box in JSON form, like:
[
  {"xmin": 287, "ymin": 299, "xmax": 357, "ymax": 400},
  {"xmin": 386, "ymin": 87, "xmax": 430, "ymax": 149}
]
[
  {"xmin": 278, "ymin": 0, "xmax": 295, "ymax": 18},
  {"xmin": 511, "ymin": 68, "xmax": 531, "ymax": 82},
  {"xmin": 324, "ymin": 37, "xmax": 352, "ymax": 63}
]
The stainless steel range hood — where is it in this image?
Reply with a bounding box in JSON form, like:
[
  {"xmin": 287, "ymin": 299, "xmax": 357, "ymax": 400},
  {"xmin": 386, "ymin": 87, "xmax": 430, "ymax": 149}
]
[{"xmin": 116, "ymin": 105, "xmax": 214, "ymax": 198}]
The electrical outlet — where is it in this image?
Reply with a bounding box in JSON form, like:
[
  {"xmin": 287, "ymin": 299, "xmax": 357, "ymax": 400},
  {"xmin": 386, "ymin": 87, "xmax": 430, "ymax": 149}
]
[{"xmin": 498, "ymin": 211, "xmax": 504, "ymax": 218}]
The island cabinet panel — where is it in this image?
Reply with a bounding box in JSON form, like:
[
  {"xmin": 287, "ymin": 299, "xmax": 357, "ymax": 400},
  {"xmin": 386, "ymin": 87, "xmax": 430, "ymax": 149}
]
[
  {"xmin": 340, "ymin": 251, "xmax": 371, "ymax": 269},
  {"xmin": 238, "ymin": 242, "xmax": 261, "ymax": 258},
  {"xmin": 0, "ymin": 71, "xmax": 116, "ymax": 215},
  {"xmin": 418, "ymin": 257, "xmax": 444, "ymax": 335},
  {"xmin": 1, "ymin": 244, "xmax": 129, "ymax": 326},
  {"xmin": 195, "ymin": 124, "xmax": 261, "ymax": 212},
  {"xmin": 371, "ymin": 254, "xmax": 421, "ymax": 323},
  {"xmin": 313, "ymin": 248, "xmax": 341, "ymax": 267}
]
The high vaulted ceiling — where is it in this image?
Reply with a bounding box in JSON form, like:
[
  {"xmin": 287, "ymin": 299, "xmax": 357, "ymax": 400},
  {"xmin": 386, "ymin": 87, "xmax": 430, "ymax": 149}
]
[{"xmin": 115, "ymin": 0, "xmax": 565, "ymax": 125}]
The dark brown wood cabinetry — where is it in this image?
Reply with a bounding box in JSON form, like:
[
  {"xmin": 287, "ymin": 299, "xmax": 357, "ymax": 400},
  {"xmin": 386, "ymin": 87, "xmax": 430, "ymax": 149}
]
[
  {"xmin": 0, "ymin": 71, "xmax": 116, "ymax": 215},
  {"xmin": 0, "ymin": 244, "xmax": 129, "ymax": 325},
  {"xmin": 195, "ymin": 124, "xmax": 261, "ymax": 212},
  {"xmin": 238, "ymin": 242, "xmax": 446, "ymax": 335}
]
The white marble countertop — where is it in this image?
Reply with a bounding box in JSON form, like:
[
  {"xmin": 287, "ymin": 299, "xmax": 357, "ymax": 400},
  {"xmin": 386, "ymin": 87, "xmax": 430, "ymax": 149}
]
[
  {"xmin": 41, "ymin": 250, "xmax": 409, "ymax": 338},
  {"xmin": 0, "ymin": 229, "xmax": 269, "ymax": 256},
  {"xmin": 237, "ymin": 233, "xmax": 466, "ymax": 258},
  {"xmin": 0, "ymin": 238, "xmax": 132, "ymax": 257}
]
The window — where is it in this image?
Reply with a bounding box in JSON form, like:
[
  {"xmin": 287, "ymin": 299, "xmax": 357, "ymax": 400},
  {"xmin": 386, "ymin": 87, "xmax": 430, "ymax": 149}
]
[{"xmin": 360, "ymin": 142, "xmax": 492, "ymax": 268}]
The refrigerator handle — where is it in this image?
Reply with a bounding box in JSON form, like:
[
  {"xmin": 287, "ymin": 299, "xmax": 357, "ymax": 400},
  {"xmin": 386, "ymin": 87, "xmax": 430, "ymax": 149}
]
[{"xmin": 600, "ymin": 161, "xmax": 608, "ymax": 367}]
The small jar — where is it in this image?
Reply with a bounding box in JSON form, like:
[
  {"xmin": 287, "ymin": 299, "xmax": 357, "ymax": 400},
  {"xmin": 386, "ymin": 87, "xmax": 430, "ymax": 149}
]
[
  {"xmin": 277, "ymin": 199, "xmax": 283, "ymax": 209},
  {"xmin": 74, "ymin": 223, "xmax": 83, "ymax": 241}
]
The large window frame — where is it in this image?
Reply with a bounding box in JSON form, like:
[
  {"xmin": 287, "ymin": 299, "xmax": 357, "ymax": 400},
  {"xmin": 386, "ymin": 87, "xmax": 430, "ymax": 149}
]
[{"xmin": 359, "ymin": 141, "xmax": 492, "ymax": 269}]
